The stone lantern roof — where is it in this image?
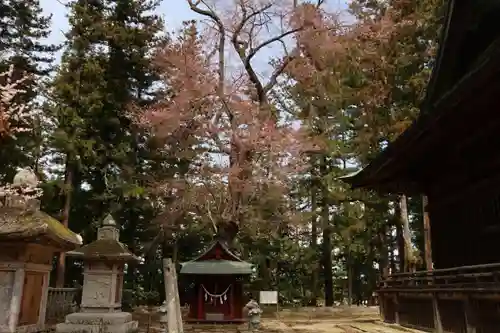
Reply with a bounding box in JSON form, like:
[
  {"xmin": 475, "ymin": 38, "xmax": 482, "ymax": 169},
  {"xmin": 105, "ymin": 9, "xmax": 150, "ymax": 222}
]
[
  {"xmin": 0, "ymin": 168, "xmax": 82, "ymax": 250},
  {"xmin": 67, "ymin": 214, "xmax": 139, "ymax": 262}
]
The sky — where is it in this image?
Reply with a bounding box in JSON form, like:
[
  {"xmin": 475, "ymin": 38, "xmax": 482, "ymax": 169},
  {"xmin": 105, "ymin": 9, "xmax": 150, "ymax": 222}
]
[
  {"xmin": 38, "ymin": 0, "xmax": 351, "ymax": 168},
  {"xmin": 40, "ymin": 0, "xmax": 199, "ymax": 53},
  {"xmin": 40, "ymin": 0, "xmax": 350, "ymax": 64}
]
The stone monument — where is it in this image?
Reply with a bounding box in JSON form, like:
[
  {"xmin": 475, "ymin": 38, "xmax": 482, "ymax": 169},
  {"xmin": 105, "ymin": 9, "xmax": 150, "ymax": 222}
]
[
  {"xmin": 55, "ymin": 214, "xmax": 139, "ymax": 333},
  {"xmin": 0, "ymin": 168, "xmax": 82, "ymax": 333}
]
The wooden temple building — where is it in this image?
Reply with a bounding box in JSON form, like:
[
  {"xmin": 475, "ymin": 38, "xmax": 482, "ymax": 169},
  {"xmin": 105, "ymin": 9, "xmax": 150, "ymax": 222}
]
[
  {"xmin": 180, "ymin": 240, "xmax": 253, "ymax": 323},
  {"xmin": 341, "ymin": 1, "xmax": 500, "ymax": 332}
]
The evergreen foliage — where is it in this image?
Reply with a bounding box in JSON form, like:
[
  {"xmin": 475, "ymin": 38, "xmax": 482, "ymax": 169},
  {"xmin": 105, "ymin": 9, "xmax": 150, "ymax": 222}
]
[{"xmin": 0, "ymin": 0, "xmax": 445, "ymax": 305}]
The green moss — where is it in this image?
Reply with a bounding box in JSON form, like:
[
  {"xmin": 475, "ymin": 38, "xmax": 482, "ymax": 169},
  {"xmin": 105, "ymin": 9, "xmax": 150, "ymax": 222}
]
[
  {"xmin": 0, "ymin": 206, "xmax": 81, "ymax": 248},
  {"xmin": 68, "ymin": 239, "xmax": 139, "ymax": 261}
]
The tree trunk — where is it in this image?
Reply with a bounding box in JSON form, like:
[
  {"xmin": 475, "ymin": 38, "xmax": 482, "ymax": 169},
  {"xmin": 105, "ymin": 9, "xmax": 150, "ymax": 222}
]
[
  {"xmin": 347, "ymin": 249, "xmax": 353, "ymax": 306},
  {"xmin": 55, "ymin": 160, "xmax": 74, "ymax": 288},
  {"xmin": 161, "ymin": 233, "xmax": 172, "ymax": 302},
  {"xmin": 310, "ymin": 184, "xmax": 319, "ymax": 306},
  {"xmin": 161, "ymin": 233, "xmax": 169, "ymax": 259},
  {"xmin": 389, "ymin": 230, "xmax": 396, "ymax": 274},
  {"xmin": 172, "ymin": 238, "xmax": 178, "ymax": 265},
  {"xmin": 394, "ymin": 202, "xmax": 405, "ymax": 272},
  {"xmin": 367, "ymin": 236, "xmax": 377, "ymax": 305},
  {"xmin": 260, "ymin": 256, "xmax": 271, "ymax": 290},
  {"xmin": 379, "ymin": 225, "xmax": 389, "ymax": 278},
  {"xmin": 400, "ymin": 195, "xmax": 413, "ymax": 272},
  {"xmin": 321, "ymin": 158, "xmax": 333, "ymax": 306},
  {"xmin": 422, "ymin": 195, "xmax": 433, "ymax": 271}
]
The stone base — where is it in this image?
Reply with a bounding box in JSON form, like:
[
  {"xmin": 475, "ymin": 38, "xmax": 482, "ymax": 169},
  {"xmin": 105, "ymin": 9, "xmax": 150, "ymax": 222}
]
[{"xmin": 55, "ymin": 312, "xmax": 138, "ymax": 333}]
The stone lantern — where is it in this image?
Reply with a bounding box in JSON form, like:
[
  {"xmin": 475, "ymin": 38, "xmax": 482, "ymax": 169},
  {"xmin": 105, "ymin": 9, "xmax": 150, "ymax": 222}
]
[
  {"xmin": 56, "ymin": 214, "xmax": 139, "ymax": 333},
  {"xmin": 0, "ymin": 168, "xmax": 82, "ymax": 333}
]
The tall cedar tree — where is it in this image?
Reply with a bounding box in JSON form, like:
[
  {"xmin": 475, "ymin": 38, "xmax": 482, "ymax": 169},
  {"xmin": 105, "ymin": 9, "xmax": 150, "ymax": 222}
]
[
  {"xmin": 284, "ymin": 0, "xmax": 443, "ymax": 300},
  {"xmin": 49, "ymin": 0, "xmax": 163, "ymax": 287},
  {"xmin": 346, "ymin": 0, "xmax": 444, "ymax": 272},
  {"xmin": 0, "ymin": 0, "xmax": 58, "ymax": 183}
]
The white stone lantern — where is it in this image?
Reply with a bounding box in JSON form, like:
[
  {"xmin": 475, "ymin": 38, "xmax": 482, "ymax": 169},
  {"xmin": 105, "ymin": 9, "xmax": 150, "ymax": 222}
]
[{"xmin": 55, "ymin": 214, "xmax": 139, "ymax": 333}]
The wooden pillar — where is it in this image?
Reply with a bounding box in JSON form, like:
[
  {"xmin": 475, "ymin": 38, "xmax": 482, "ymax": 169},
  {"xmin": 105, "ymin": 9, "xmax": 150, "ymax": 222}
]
[
  {"xmin": 378, "ymin": 293, "xmax": 386, "ymax": 322},
  {"xmin": 38, "ymin": 272, "xmax": 50, "ymax": 327},
  {"xmin": 198, "ymin": 284, "xmax": 203, "ymax": 320},
  {"xmin": 229, "ymin": 284, "xmax": 234, "ymax": 319},
  {"xmin": 464, "ymin": 297, "xmax": 477, "ymax": 333},
  {"xmin": 422, "ymin": 195, "xmax": 433, "ymax": 271},
  {"xmin": 8, "ymin": 268, "xmax": 25, "ymax": 332},
  {"xmin": 379, "ymin": 277, "xmax": 388, "ymax": 322},
  {"xmin": 432, "ymin": 294, "xmax": 443, "ymax": 333},
  {"xmin": 394, "ymin": 294, "xmax": 401, "ymax": 325}
]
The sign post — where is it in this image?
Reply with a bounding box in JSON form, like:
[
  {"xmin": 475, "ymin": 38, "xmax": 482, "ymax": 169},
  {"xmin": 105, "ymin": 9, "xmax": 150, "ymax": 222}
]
[{"xmin": 259, "ymin": 291, "xmax": 279, "ymax": 318}]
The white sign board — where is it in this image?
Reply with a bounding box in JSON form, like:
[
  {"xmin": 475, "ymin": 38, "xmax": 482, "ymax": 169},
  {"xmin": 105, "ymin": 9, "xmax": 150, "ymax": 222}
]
[{"xmin": 259, "ymin": 291, "xmax": 278, "ymax": 304}]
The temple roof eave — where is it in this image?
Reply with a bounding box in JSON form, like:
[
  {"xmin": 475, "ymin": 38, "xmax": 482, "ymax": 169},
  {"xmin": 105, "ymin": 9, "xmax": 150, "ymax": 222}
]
[
  {"xmin": 179, "ymin": 239, "xmax": 253, "ymax": 275},
  {"xmin": 337, "ymin": 1, "xmax": 458, "ymax": 194},
  {"xmin": 339, "ymin": 2, "xmax": 500, "ymax": 195},
  {"xmin": 339, "ymin": 169, "xmax": 424, "ymax": 195},
  {"xmin": 191, "ymin": 239, "xmax": 245, "ymax": 263},
  {"xmin": 0, "ymin": 207, "xmax": 82, "ymax": 250},
  {"xmin": 180, "ymin": 260, "xmax": 253, "ymax": 275}
]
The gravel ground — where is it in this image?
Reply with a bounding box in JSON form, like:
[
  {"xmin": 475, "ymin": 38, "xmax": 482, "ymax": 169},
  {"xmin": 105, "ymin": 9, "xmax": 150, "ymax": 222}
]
[{"xmin": 134, "ymin": 306, "xmax": 424, "ymax": 333}]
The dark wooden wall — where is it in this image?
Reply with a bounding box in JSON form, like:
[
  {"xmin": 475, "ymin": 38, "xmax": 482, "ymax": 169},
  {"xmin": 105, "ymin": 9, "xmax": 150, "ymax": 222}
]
[
  {"xmin": 429, "ymin": 188, "xmax": 500, "ymax": 268},
  {"xmin": 425, "ymin": 86, "xmax": 500, "ymax": 269},
  {"xmin": 418, "ymin": 61, "xmax": 500, "ymax": 269}
]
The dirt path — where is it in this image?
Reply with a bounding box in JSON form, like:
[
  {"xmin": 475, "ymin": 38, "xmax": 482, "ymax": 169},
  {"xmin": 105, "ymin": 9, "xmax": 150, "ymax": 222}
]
[
  {"xmin": 136, "ymin": 306, "xmax": 424, "ymax": 333},
  {"xmin": 263, "ymin": 318, "xmax": 423, "ymax": 333}
]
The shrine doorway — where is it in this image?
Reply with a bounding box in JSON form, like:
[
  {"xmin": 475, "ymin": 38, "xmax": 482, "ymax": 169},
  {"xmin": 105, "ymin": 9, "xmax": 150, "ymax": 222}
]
[{"xmin": 200, "ymin": 281, "xmax": 232, "ymax": 320}]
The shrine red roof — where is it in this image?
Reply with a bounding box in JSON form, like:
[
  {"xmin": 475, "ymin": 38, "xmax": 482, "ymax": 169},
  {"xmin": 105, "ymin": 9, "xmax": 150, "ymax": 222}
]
[{"xmin": 180, "ymin": 240, "xmax": 253, "ymax": 275}]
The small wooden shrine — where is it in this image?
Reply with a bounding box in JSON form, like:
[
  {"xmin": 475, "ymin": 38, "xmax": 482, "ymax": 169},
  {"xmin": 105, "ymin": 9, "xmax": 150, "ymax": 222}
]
[
  {"xmin": 0, "ymin": 168, "xmax": 82, "ymax": 333},
  {"xmin": 180, "ymin": 239, "xmax": 253, "ymax": 323},
  {"xmin": 56, "ymin": 214, "xmax": 139, "ymax": 333},
  {"xmin": 341, "ymin": 1, "xmax": 500, "ymax": 332}
]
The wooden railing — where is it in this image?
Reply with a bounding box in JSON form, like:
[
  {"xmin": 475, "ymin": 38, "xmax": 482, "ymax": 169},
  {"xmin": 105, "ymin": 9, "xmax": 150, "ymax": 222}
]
[
  {"xmin": 45, "ymin": 287, "xmax": 80, "ymax": 324},
  {"xmin": 378, "ymin": 263, "xmax": 500, "ymax": 333}
]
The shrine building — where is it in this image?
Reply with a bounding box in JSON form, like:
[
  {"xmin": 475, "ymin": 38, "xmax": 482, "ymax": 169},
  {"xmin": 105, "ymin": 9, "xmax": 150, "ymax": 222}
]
[
  {"xmin": 180, "ymin": 240, "xmax": 253, "ymax": 323},
  {"xmin": 341, "ymin": 1, "xmax": 500, "ymax": 332}
]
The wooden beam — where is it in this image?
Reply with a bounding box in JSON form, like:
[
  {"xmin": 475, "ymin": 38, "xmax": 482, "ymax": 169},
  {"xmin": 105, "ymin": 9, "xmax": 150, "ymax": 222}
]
[
  {"xmin": 464, "ymin": 297, "xmax": 477, "ymax": 333},
  {"xmin": 432, "ymin": 294, "xmax": 443, "ymax": 333}
]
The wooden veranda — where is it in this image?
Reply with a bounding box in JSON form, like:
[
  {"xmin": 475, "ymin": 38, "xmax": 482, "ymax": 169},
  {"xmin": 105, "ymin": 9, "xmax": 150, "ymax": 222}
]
[{"xmin": 379, "ymin": 264, "xmax": 500, "ymax": 332}]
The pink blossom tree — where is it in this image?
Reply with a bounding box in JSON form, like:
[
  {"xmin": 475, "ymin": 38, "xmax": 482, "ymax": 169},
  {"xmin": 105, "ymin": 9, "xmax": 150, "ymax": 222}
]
[
  {"xmin": 0, "ymin": 64, "xmax": 31, "ymax": 139},
  {"xmin": 135, "ymin": 1, "xmax": 331, "ymax": 242},
  {"xmin": 0, "ymin": 65, "xmax": 38, "ymax": 199}
]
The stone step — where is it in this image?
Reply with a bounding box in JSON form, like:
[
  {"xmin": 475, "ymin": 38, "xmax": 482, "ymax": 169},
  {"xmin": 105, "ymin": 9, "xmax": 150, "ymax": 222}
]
[
  {"xmin": 144, "ymin": 324, "xmax": 258, "ymax": 333},
  {"xmin": 145, "ymin": 327, "xmax": 249, "ymax": 333}
]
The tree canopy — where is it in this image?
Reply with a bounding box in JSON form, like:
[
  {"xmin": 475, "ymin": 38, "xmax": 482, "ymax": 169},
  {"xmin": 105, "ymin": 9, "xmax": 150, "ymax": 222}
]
[{"xmin": 0, "ymin": 0, "xmax": 445, "ymax": 306}]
